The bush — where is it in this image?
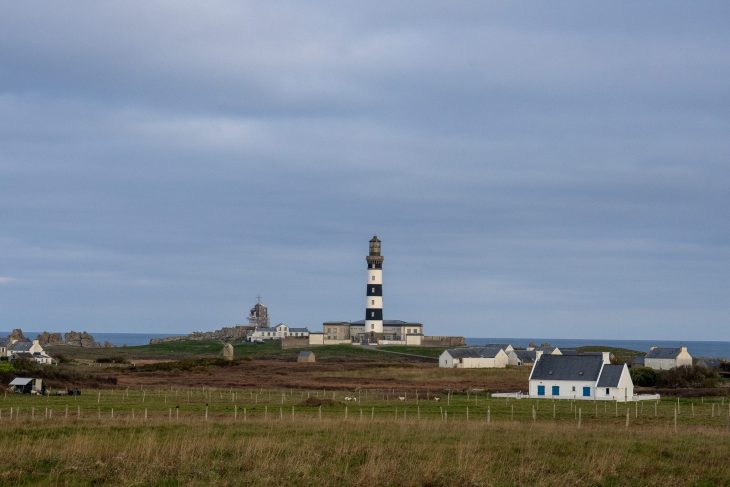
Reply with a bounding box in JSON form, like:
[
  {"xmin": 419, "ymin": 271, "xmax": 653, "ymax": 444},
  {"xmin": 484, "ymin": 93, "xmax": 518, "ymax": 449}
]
[
  {"xmin": 95, "ymin": 356, "xmax": 129, "ymax": 364},
  {"xmin": 630, "ymin": 367, "xmax": 658, "ymax": 387},
  {"xmin": 655, "ymin": 365, "xmax": 720, "ymax": 388}
]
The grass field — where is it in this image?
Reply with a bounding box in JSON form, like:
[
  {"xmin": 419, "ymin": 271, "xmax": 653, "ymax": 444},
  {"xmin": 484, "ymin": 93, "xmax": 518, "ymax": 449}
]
[
  {"xmin": 0, "ymin": 388, "xmax": 728, "ymax": 486},
  {"xmin": 46, "ymin": 341, "xmax": 443, "ymax": 364}
]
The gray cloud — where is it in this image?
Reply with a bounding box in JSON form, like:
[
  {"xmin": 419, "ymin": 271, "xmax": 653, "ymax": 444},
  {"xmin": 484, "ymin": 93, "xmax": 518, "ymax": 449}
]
[{"xmin": 1, "ymin": 1, "xmax": 729, "ymax": 339}]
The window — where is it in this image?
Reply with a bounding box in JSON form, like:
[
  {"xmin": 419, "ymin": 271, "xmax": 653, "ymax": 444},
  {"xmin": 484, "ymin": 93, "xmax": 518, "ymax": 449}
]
[
  {"xmin": 371, "ymin": 311, "xmax": 375, "ymax": 317},
  {"xmin": 371, "ymin": 275, "xmax": 375, "ymax": 281},
  {"xmin": 371, "ymin": 300, "xmax": 375, "ymax": 305},
  {"xmin": 551, "ymin": 385, "xmax": 560, "ymax": 396},
  {"xmin": 571, "ymin": 386, "xmax": 575, "ymax": 392},
  {"xmin": 605, "ymin": 388, "xmax": 610, "ymax": 395},
  {"xmin": 582, "ymin": 387, "xmax": 591, "ymax": 397},
  {"xmin": 537, "ymin": 385, "xmax": 545, "ymax": 396},
  {"xmin": 371, "ymin": 324, "xmax": 374, "ymax": 330},
  {"xmin": 371, "ymin": 287, "xmax": 375, "ymax": 293}
]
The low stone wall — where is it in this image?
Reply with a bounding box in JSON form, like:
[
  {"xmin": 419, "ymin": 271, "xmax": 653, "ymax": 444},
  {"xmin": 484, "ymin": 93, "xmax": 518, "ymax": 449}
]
[
  {"xmin": 421, "ymin": 336, "xmax": 465, "ymax": 347},
  {"xmin": 281, "ymin": 337, "xmax": 311, "ymax": 349}
]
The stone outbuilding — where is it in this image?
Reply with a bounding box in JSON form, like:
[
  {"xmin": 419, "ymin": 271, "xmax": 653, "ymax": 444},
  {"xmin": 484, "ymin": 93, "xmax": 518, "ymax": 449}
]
[{"xmin": 297, "ymin": 351, "xmax": 316, "ymax": 363}]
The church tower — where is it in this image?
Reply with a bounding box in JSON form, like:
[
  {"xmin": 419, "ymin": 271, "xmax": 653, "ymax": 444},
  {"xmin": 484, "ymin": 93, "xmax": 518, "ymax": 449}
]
[{"xmin": 365, "ymin": 236, "xmax": 384, "ymax": 334}]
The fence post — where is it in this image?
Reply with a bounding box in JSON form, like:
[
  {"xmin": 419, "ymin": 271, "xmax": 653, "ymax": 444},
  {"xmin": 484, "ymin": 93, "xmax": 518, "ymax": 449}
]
[{"xmin": 578, "ymin": 408, "xmax": 582, "ymax": 429}]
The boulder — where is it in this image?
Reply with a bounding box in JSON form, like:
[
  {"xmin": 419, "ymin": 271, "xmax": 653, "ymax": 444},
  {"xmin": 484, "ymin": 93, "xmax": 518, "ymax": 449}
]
[
  {"xmin": 8, "ymin": 328, "xmax": 27, "ymax": 344},
  {"xmin": 37, "ymin": 331, "xmax": 63, "ymax": 346},
  {"xmin": 222, "ymin": 342, "xmax": 234, "ymax": 361},
  {"xmin": 64, "ymin": 331, "xmax": 101, "ymax": 348}
]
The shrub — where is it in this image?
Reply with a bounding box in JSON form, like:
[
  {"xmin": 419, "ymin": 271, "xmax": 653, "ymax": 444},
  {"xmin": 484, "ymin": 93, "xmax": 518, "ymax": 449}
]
[
  {"xmin": 95, "ymin": 356, "xmax": 129, "ymax": 364},
  {"xmin": 655, "ymin": 365, "xmax": 720, "ymax": 388}
]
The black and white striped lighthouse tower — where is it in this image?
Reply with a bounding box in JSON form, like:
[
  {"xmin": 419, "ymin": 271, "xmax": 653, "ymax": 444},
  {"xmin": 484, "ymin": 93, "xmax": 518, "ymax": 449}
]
[{"xmin": 365, "ymin": 235, "xmax": 384, "ymax": 334}]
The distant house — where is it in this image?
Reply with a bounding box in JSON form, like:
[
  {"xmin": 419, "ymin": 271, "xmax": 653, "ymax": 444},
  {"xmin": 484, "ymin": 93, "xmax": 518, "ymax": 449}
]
[
  {"xmin": 8, "ymin": 340, "xmax": 54, "ymax": 365},
  {"xmin": 297, "ymin": 351, "xmax": 315, "ymax": 363},
  {"xmin": 485, "ymin": 344, "xmax": 515, "ymax": 353},
  {"xmin": 247, "ymin": 324, "xmax": 310, "ymax": 342},
  {"xmin": 507, "ymin": 349, "xmax": 537, "ymax": 366},
  {"xmin": 644, "ymin": 346, "xmax": 692, "ymax": 370},
  {"xmin": 439, "ymin": 346, "xmax": 509, "ymax": 369},
  {"xmin": 9, "ymin": 377, "xmax": 44, "ymax": 394},
  {"xmin": 529, "ymin": 354, "xmax": 634, "ymax": 401}
]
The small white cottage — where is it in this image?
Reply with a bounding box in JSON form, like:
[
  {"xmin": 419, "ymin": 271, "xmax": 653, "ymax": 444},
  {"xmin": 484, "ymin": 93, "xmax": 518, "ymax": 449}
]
[
  {"xmin": 529, "ymin": 353, "xmax": 635, "ymax": 402},
  {"xmin": 439, "ymin": 346, "xmax": 509, "ymax": 369}
]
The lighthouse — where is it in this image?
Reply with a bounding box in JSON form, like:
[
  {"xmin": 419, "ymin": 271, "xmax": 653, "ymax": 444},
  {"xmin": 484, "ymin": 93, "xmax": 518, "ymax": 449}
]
[{"xmin": 365, "ymin": 235, "xmax": 384, "ymax": 335}]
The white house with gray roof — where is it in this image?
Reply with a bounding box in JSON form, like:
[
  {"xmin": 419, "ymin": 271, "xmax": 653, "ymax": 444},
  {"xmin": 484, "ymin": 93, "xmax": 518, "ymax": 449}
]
[
  {"xmin": 7, "ymin": 340, "xmax": 54, "ymax": 365},
  {"xmin": 529, "ymin": 353, "xmax": 635, "ymax": 402},
  {"xmin": 247, "ymin": 323, "xmax": 310, "ymax": 342},
  {"xmin": 439, "ymin": 346, "xmax": 509, "ymax": 369},
  {"xmin": 507, "ymin": 349, "xmax": 538, "ymax": 366},
  {"xmin": 644, "ymin": 346, "xmax": 692, "ymax": 370}
]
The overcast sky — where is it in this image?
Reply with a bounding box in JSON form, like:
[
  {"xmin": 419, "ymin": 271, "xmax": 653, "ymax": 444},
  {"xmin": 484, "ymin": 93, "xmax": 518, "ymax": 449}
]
[{"xmin": 1, "ymin": 2, "xmax": 729, "ymax": 340}]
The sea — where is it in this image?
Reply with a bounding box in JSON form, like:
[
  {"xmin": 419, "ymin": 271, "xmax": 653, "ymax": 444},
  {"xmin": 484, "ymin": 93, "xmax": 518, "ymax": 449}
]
[{"xmin": 466, "ymin": 337, "xmax": 730, "ymax": 360}]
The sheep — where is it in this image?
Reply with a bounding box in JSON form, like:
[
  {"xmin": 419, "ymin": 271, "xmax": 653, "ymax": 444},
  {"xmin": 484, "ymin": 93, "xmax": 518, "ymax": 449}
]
[
  {"xmin": 433, "ymin": 396, "xmax": 441, "ymax": 401},
  {"xmin": 398, "ymin": 396, "xmax": 406, "ymax": 401}
]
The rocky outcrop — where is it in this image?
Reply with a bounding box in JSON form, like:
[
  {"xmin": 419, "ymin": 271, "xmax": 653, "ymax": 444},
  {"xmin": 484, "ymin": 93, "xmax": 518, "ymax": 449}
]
[
  {"xmin": 150, "ymin": 325, "xmax": 255, "ymax": 344},
  {"xmin": 8, "ymin": 328, "xmax": 27, "ymax": 344},
  {"xmin": 64, "ymin": 331, "xmax": 101, "ymax": 348},
  {"xmin": 37, "ymin": 331, "xmax": 63, "ymax": 346}
]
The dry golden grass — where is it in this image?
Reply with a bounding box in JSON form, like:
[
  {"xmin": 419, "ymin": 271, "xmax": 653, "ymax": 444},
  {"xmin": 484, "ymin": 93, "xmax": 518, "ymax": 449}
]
[
  {"xmin": 0, "ymin": 388, "xmax": 729, "ymax": 486},
  {"xmin": 0, "ymin": 417, "xmax": 728, "ymax": 486}
]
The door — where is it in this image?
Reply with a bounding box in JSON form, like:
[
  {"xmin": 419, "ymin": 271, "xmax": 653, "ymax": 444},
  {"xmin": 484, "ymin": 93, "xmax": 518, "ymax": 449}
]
[
  {"xmin": 551, "ymin": 385, "xmax": 559, "ymax": 396},
  {"xmin": 537, "ymin": 385, "xmax": 545, "ymax": 396},
  {"xmin": 582, "ymin": 386, "xmax": 590, "ymax": 397}
]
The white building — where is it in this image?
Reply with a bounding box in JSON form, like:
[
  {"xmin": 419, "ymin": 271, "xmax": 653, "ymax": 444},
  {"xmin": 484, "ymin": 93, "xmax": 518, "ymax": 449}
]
[
  {"xmin": 507, "ymin": 349, "xmax": 538, "ymax": 366},
  {"xmin": 247, "ymin": 324, "xmax": 309, "ymax": 342},
  {"xmin": 322, "ymin": 320, "xmax": 424, "ymax": 345},
  {"xmin": 8, "ymin": 340, "xmax": 54, "ymax": 365},
  {"xmin": 529, "ymin": 353, "xmax": 634, "ymax": 402},
  {"xmin": 644, "ymin": 346, "xmax": 693, "ymax": 370},
  {"xmin": 439, "ymin": 346, "xmax": 509, "ymax": 369}
]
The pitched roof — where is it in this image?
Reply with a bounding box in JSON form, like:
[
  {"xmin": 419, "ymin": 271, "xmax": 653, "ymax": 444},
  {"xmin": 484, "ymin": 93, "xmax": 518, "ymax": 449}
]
[
  {"xmin": 288, "ymin": 328, "xmax": 309, "ymax": 333},
  {"xmin": 531, "ymin": 354, "xmax": 604, "ymax": 381},
  {"xmin": 10, "ymin": 341, "xmax": 33, "ymax": 352},
  {"xmin": 513, "ymin": 350, "xmax": 537, "ymax": 362},
  {"xmin": 9, "ymin": 378, "xmax": 33, "ymax": 386},
  {"xmin": 597, "ymin": 364, "xmax": 625, "ymax": 387},
  {"xmin": 646, "ymin": 347, "xmax": 682, "ymax": 359},
  {"xmin": 485, "ymin": 343, "xmax": 512, "ymax": 350},
  {"xmin": 446, "ymin": 346, "xmax": 504, "ymax": 359}
]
